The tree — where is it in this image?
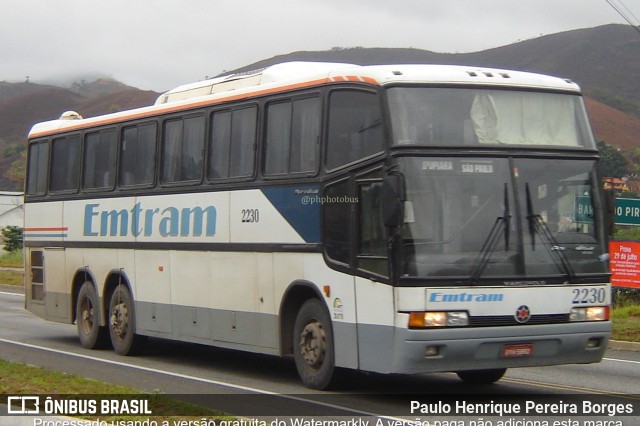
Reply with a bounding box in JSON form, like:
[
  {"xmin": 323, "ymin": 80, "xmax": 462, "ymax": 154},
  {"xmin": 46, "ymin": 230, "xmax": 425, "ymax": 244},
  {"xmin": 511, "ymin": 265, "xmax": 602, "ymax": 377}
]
[
  {"xmin": 6, "ymin": 150, "xmax": 26, "ymax": 187},
  {"xmin": 597, "ymin": 141, "xmax": 630, "ymax": 177},
  {"xmin": 629, "ymin": 147, "xmax": 640, "ymax": 176},
  {"xmin": 1, "ymin": 226, "xmax": 23, "ymax": 253}
]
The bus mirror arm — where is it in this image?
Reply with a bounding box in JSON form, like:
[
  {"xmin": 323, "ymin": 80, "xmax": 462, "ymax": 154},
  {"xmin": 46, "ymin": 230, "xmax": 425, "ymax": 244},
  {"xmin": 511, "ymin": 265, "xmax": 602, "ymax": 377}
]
[{"xmin": 382, "ymin": 174, "xmax": 406, "ymax": 228}]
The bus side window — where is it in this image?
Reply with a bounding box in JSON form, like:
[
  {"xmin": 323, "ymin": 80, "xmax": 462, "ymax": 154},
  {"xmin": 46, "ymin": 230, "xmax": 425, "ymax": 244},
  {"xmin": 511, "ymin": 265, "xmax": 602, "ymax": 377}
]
[
  {"xmin": 291, "ymin": 97, "xmax": 320, "ymax": 173},
  {"xmin": 230, "ymin": 107, "xmax": 257, "ymax": 178},
  {"xmin": 209, "ymin": 110, "xmax": 231, "ymax": 179},
  {"xmin": 265, "ymin": 96, "xmax": 320, "ymax": 176},
  {"xmin": 209, "ymin": 106, "xmax": 257, "ymax": 180},
  {"xmin": 27, "ymin": 140, "xmax": 50, "ymax": 196},
  {"xmin": 358, "ymin": 180, "xmax": 389, "ymax": 277},
  {"xmin": 50, "ymin": 134, "xmax": 81, "ymax": 193},
  {"xmin": 264, "ymin": 101, "xmax": 291, "ymax": 175},
  {"xmin": 323, "ymin": 178, "xmax": 352, "ymax": 266},
  {"xmin": 326, "ymin": 90, "xmax": 384, "ymax": 170},
  {"xmin": 84, "ymin": 129, "xmax": 116, "ymax": 190},
  {"xmin": 120, "ymin": 123, "xmax": 157, "ymax": 187},
  {"xmin": 161, "ymin": 115, "xmax": 205, "ymax": 183}
]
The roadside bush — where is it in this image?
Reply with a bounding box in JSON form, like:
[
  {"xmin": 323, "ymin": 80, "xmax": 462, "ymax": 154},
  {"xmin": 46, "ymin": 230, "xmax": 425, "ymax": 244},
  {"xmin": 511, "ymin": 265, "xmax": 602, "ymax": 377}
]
[
  {"xmin": 612, "ymin": 287, "xmax": 640, "ymax": 308},
  {"xmin": 613, "ymin": 226, "xmax": 640, "ymax": 242},
  {"xmin": 1, "ymin": 226, "xmax": 23, "ymax": 253}
]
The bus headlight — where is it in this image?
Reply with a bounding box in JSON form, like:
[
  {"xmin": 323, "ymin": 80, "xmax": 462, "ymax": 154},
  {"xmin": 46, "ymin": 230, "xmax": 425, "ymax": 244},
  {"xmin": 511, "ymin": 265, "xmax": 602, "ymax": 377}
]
[
  {"xmin": 409, "ymin": 311, "xmax": 469, "ymax": 328},
  {"xmin": 570, "ymin": 306, "xmax": 609, "ymax": 322}
]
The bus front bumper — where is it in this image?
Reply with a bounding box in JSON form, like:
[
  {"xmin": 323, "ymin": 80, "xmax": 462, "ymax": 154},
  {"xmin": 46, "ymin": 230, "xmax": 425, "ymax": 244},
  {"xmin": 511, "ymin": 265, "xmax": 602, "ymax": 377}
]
[{"xmin": 356, "ymin": 321, "xmax": 611, "ymax": 375}]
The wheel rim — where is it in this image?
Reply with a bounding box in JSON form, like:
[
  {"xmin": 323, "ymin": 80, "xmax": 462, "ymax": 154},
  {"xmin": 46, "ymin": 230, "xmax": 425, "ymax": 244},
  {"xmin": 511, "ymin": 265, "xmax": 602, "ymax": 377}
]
[
  {"xmin": 299, "ymin": 319, "xmax": 326, "ymax": 370},
  {"xmin": 110, "ymin": 300, "xmax": 129, "ymax": 340},
  {"xmin": 79, "ymin": 297, "xmax": 94, "ymax": 335}
]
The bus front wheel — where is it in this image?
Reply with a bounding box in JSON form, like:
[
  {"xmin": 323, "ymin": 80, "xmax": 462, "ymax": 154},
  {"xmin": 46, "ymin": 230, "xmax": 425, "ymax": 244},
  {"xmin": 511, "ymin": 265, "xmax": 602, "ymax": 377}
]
[
  {"xmin": 76, "ymin": 282, "xmax": 108, "ymax": 349},
  {"xmin": 108, "ymin": 284, "xmax": 144, "ymax": 355},
  {"xmin": 293, "ymin": 299, "xmax": 339, "ymax": 390}
]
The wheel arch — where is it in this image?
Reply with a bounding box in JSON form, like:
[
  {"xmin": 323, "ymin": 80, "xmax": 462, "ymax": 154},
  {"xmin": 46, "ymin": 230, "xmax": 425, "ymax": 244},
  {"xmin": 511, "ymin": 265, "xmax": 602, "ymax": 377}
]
[{"xmin": 278, "ymin": 279, "xmax": 327, "ymax": 356}]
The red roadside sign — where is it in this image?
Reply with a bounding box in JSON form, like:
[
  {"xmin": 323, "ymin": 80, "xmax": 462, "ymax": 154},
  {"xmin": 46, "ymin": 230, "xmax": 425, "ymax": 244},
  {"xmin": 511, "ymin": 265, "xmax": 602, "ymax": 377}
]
[{"xmin": 609, "ymin": 241, "xmax": 640, "ymax": 288}]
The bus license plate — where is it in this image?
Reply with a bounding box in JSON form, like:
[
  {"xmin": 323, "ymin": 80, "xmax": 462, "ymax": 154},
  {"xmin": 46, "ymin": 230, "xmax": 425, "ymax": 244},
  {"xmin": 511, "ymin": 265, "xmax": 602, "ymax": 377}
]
[{"xmin": 502, "ymin": 344, "xmax": 533, "ymax": 358}]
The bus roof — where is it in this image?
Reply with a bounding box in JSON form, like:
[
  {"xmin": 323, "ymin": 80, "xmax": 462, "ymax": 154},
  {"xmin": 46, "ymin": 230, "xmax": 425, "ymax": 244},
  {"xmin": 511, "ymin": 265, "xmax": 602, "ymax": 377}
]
[{"xmin": 29, "ymin": 62, "xmax": 581, "ymax": 139}]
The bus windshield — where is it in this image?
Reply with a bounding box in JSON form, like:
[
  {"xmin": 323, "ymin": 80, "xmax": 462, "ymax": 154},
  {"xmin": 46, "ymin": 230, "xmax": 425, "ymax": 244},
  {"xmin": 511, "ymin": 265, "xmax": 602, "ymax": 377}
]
[
  {"xmin": 388, "ymin": 87, "xmax": 595, "ymax": 148},
  {"xmin": 397, "ymin": 157, "xmax": 608, "ymax": 280}
]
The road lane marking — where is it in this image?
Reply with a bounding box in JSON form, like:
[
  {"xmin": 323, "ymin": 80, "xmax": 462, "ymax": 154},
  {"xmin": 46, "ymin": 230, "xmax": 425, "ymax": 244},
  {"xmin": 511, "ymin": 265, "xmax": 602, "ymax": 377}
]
[
  {"xmin": 503, "ymin": 377, "xmax": 640, "ymax": 400},
  {"xmin": 0, "ymin": 291, "xmax": 23, "ymax": 297},
  {"xmin": 603, "ymin": 357, "xmax": 640, "ymax": 365}
]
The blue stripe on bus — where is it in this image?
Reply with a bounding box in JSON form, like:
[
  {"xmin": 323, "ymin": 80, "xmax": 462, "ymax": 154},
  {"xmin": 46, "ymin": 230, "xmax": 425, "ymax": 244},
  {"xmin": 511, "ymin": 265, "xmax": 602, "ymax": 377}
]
[
  {"xmin": 25, "ymin": 234, "xmax": 68, "ymax": 238},
  {"xmin": 261, "ymin": 186, "xmax": 321, "ymax": 243}
]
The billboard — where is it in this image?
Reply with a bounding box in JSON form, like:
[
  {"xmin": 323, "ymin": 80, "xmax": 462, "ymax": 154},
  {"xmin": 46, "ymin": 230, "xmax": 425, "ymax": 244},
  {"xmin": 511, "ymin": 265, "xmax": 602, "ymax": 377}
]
[{"xmin": 609, "ymin": 241, "xmax": 640, "ymax": 288}]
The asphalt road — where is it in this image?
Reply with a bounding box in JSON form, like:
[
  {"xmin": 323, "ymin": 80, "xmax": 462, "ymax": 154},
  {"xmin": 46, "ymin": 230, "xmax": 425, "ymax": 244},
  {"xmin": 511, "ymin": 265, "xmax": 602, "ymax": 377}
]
[{"xmin": 1, "ymin": 285, "xmax": 639, "ymax": 422}]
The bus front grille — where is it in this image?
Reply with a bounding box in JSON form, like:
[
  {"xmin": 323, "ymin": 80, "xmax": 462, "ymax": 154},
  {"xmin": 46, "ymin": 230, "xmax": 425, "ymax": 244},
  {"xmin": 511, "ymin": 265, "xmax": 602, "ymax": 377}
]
[{"xmin": 468, "ymin": 314, "xmax": 570, "ymax": 327}]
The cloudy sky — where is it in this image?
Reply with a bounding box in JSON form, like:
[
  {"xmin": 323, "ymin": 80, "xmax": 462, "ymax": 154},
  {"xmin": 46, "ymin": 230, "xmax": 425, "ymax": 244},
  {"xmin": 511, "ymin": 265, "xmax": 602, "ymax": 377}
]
[{"xmin": 1, "ymin": 0, "xmax": 638, "ymax": 92}]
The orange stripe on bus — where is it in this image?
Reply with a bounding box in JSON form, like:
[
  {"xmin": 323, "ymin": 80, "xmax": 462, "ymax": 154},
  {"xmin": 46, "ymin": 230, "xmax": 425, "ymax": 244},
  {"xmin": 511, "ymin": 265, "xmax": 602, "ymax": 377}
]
[{"xmin": 29, "ymin": 75, "xmax": 380, "ymax": 139}]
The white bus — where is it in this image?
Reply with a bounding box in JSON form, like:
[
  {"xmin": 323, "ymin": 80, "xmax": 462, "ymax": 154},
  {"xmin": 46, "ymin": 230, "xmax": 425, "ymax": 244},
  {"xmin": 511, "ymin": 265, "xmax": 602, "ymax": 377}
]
[{"xmin": 24, "ymin": 62, "xmax": 611, "ymax": 389}]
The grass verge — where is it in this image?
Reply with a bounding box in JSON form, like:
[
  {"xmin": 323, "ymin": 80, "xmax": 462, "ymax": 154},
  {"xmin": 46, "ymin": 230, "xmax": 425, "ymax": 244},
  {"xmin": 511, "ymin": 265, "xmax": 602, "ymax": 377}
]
[
  {"xmin": 0, "ymin": 250, "xmax": 23, "ymax": 268},
  {"xmin": 0, "ymin": 359, "xmax": 228, "ymax": 421},
  {"xmin": 611, "ymin": 304, "xmax": 640, "ymax": 343},
  {"xmin": 0, "ymin": 270, "xmax": 23, "ymax": 286}
]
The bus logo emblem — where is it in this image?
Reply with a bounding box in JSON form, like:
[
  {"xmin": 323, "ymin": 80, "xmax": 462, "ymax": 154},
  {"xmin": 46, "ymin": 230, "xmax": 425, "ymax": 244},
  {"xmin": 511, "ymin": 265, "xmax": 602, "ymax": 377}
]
[{"xmin": 514, "ymin": 305, "xmax": 531, "ymax": 323}]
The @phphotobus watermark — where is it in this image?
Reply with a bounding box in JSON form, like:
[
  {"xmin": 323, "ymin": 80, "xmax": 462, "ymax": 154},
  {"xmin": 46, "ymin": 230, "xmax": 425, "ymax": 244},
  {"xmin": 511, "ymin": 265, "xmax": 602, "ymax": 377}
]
[{"xmin": 301, "ymin": 195, "xmax": 359, "ymax": 205}]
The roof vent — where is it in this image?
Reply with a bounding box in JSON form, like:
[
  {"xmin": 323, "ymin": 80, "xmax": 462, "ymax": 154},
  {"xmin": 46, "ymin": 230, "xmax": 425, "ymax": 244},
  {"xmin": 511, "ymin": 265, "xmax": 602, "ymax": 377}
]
[
  {"xmin": 499, "ymin": 72, "xmax": 511, "ymax": 78},
  {"xmin": 59, "ymin": 111, "xmax": 83, "ymax": 120},
  {"xmin": 467, "ymin": 71, "xmax": 478, "ymax": 77},
  {"xmin": 392, "ymin": 70, "xmax": 403, "ymax": 76}
]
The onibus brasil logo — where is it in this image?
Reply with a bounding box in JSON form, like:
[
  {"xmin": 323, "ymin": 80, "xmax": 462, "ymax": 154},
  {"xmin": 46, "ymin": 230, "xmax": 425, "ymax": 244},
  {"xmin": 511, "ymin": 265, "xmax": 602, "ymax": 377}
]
[{"xmin": 7, "ymin": 395, "xmax": 152, "ymax": 416}]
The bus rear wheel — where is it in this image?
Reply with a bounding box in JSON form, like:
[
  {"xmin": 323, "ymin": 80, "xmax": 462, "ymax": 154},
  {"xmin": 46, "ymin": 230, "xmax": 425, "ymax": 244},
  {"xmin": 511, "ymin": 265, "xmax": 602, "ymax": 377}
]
[
  {"xmin": 293, "ymin": 299, "xmax": 339, "ymax": 390},
  {"xmin": 456, "ymin": 368, "xmax": 506, "ymax": 384},
  {"xmin": 108, "ymin": 284, "xmax": 144, "ymax": 355},
  {"xmin": 76, "ymin": 282, "xmax": 108, "ymax": 349}
]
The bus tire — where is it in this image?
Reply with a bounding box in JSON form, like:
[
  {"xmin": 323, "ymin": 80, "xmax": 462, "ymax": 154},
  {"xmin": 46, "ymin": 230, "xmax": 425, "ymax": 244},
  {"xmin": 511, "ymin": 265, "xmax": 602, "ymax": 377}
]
[
  {"xmin": 76, "ymin": 282, "xmax": 108, "ymax": 349},
  {"xmin": 293, "ymin": 298, "xmax": 338, "ymax": 390},
  {"xmin": 456, "ymin": 368, "xmax": 506, "ymax": 384},
  {"xmin": 108, "ymin": 284, "xmax": 145, "ymax": 355}
]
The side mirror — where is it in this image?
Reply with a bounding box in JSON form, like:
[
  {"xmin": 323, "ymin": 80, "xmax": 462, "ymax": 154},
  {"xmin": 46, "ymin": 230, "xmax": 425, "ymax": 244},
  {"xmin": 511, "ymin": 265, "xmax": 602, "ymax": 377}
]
[{"xmin": 382, "ymin": 174, "xmax": 405, "ymax": 228}]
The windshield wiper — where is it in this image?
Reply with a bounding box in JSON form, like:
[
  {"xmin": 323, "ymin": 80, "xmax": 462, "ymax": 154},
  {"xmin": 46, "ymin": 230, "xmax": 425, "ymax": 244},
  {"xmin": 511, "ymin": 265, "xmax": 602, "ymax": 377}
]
[
  {"xmin": 470, "ymin": 183, "xmax": 511, "ymax": 284},
  {"xmin": 358, "ymin": 118, "xmax": 382, "ymax": 133},
  {"xmin": 503, "ymin": 182, "xmax": 511, "ymax": 250},
  {"xmin": 525, "ymin": 183, "xmax": 576, "ymax": 281}
]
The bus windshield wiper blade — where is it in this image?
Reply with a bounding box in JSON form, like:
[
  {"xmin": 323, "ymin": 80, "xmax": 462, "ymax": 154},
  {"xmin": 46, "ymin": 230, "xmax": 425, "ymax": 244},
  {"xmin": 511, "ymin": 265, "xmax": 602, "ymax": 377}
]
[
  {"xmin": 525, "ymin": 183, "xmax": 576, "ymax": 281},
  {"xmin": 470, "ymin": 183, "xmax": 511, "ymax": 284},
  {"xmin": 503, "ymin": 182, "xmax": 510, "ymax": 250},
  {"xmin": 525, "ymin": 183, "xmax": 536, "ymax": 249},
  {"xmin": 358, "ymin": 118, "xmax": 382, "ymax": 133}
]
